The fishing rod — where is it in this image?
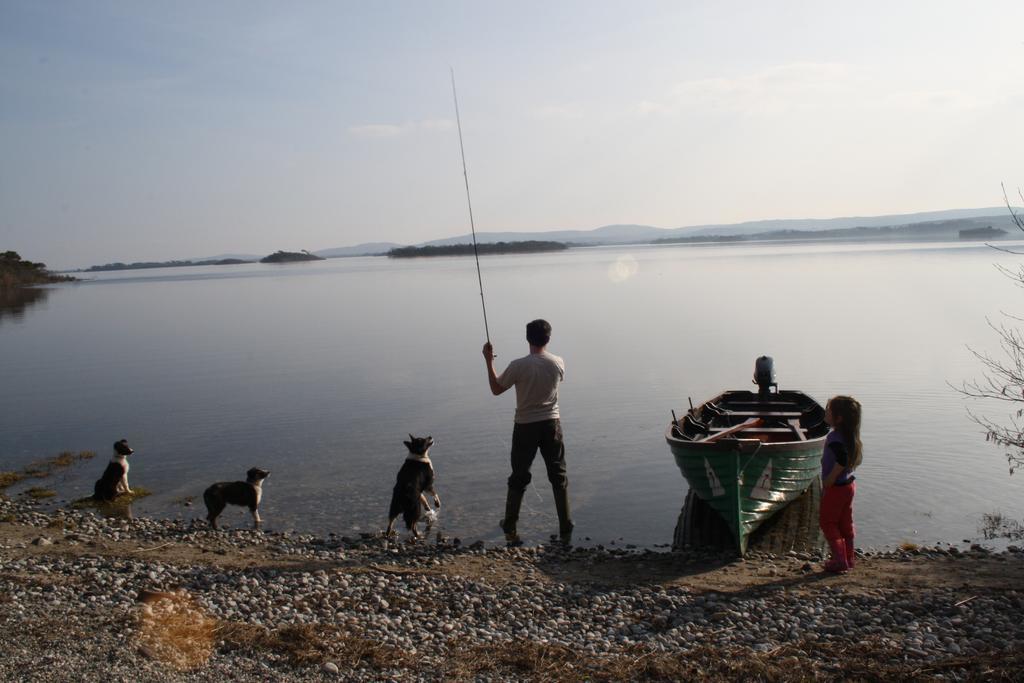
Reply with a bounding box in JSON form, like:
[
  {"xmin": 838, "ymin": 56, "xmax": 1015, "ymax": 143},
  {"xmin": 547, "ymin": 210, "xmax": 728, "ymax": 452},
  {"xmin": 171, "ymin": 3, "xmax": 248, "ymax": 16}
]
[{"xmin": 450, "ymin": 67, "xmax": 492, "ymax": 349}]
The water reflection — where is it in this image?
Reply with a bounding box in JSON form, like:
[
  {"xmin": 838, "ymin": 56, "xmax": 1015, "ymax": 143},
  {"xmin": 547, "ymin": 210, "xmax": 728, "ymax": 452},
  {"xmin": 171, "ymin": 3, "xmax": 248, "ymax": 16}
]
[
  {"xmin": 0, "ymin": 287, "xmax": 50, "ymax": 324},
  {"xmin": 3, "ymin": 243, "xmax": 1024, "ymax": 548},
  {"xmin": 979, "ymin": 512, "xmax": 1023, "ymax": 541},
  {"xmin": 97, "ymin": 501, "xmax": 135, "ymax": 521}
]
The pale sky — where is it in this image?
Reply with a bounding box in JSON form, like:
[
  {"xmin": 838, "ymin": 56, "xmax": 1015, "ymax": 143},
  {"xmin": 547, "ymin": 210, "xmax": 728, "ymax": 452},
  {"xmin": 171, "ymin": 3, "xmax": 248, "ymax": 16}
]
[{"xmin": 2, "ymin": 1, "xmax": 1023, "ymax": 269}]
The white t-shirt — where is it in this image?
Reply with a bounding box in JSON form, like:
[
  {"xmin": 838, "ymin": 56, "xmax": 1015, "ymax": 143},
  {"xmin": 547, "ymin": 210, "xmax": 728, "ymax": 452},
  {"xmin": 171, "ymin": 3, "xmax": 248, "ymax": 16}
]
[{"xmin": 497, "ymin": 351, "xmax": 565, "ymax": 424}]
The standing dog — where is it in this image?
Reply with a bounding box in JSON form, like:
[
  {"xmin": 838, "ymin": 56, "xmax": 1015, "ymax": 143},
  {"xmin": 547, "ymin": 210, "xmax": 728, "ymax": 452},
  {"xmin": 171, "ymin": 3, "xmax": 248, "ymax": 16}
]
[
  {"xmin": 386, "ymin": 435, "xmax": 441, "ymax": 539},
  {"xmin": 203, "ymin": 468, "xmax": 270, "ymax": 529},
  {"xmin": 93, "ymin": 439, "xmax": 134, "ymax": 501}
]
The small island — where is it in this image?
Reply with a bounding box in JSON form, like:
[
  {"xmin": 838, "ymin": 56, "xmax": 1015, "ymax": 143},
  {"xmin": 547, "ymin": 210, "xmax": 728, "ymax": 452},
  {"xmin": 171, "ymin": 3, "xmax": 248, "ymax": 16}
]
[
  {"xmin": 85, "ymin": 258, "xmax": 252, "ymax": 272},
  {"xmin": 1, "ymin": 251, "xmax": 75, "ymax": 288},
  {"xmin": 260, "ymin": 250, "xmax": 326, "ymax": 264},
  {"xmin": 388, "ymin": 241, "xmax": 569, "ymax": 258}
]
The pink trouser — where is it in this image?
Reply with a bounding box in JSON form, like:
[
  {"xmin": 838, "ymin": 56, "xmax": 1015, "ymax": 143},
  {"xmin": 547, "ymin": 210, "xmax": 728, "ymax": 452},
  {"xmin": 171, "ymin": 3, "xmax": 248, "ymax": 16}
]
[{"xmin": 819, "ymin": 482, "xmax": 855, "ymax": 542}]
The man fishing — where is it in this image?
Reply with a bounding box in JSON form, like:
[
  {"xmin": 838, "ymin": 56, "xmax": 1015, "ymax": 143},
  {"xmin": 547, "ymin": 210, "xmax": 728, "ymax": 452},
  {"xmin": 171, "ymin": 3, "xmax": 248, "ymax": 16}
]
[{"xmin": 483, "ymin": 319, "xmax": 573, "ymax": 546}]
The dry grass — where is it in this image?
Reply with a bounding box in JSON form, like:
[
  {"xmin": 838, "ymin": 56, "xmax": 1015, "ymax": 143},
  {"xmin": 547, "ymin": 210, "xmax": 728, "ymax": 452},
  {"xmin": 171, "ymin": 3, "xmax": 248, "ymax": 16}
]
[
  {"xmin": 71, "ymin": 486, "xmax": 152, "ymax": 511},
  {"xmin": 443, "ymin": 641, "xmax": 580, "ymax": 681},
  {"xmin": 0, "ymin": 451, "xmax": 97, "ymax": 493},
  {"xmin": 136, "ymin": 592, "xmax": 217, "ymax": 672},
  {"xmin": 899, "ymin": 541, "xmax": 920, "ymax": 551},
  {"xmin": 23, "ymin": 487, "xmax": 55, "ymax": 500},
  {"xmin": 0, "ymin": 472, "xmax": 24, "ymax": 490},
  {"xmin": 23, "ymin": 450, "xmax": 96, "ymax": 478},
  {"xmin": 426, "ymin": 639, "xmax": 1024, "ymax": 682},
  {"xmin": 217, "ymin": 621, "xmax": 410, "ymax": 672}
]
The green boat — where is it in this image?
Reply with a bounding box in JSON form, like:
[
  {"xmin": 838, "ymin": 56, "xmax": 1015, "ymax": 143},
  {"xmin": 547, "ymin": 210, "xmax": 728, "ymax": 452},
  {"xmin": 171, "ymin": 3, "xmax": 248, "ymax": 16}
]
[{"xmin": 665, "ymin": 361, "xmax": 828, "ymax": 555}]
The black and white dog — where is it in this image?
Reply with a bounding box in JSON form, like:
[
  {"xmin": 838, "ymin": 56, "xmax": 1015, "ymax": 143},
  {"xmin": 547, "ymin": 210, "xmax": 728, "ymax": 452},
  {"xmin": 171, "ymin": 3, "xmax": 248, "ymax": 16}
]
[
  {"xmin": 93, "ymin": 439, "xmax": 134, "ymax": 501},
  {"xmin": 203, "ymin": 468, "xmax": 270, "ymax": 529},
  {"xmin": 386, "ymin": 435, "xmax": 441, "ymax": 539}
]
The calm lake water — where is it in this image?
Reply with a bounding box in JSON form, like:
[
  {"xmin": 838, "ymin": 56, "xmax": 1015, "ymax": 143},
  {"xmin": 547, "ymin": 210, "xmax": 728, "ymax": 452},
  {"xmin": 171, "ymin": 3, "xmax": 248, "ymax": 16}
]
[{"xmin": 3, "ymin": 241, "xmax": 1023, "ymax": 548}]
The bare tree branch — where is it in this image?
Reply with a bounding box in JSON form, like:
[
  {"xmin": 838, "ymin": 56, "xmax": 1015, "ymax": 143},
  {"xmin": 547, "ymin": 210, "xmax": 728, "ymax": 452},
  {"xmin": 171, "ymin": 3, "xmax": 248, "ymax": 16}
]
[
  {"xmin": 958, "ymin": 187, "xmax": 1024, "ymax": 472},
  {"xmin": 1002, "ymin": 182, "xmax": 1024, "ymax": 233}
]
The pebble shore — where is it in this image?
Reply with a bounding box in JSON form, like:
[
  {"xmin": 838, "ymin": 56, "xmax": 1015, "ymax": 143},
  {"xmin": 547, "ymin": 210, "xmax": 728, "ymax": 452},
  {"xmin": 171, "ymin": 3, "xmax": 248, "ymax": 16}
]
[{"xmin": 1, "ymin": 497, "xmax": 1022, "ymax": 681}]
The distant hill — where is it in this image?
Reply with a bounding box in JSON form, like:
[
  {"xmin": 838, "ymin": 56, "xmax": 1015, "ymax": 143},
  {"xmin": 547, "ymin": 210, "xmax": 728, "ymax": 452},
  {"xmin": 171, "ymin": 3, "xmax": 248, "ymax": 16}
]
[
  {"xmin": 655, "ymin": 217, "xmax": 1018, "ymax": 245},
  {"xmin": 183, "ymin": 253, "xmax": 262, "ymax": 262},
  {"xmin": 71, "ymin": 206, "xmax": 1024, "ymax": 271},
  {"xmin": 411, "ymin": 208, "xmax": 1019, "ymax": 246},
  {"xmin": 314, "ymin": 242, "xmax": 403, "ymax": 258},
  {"xmin": 676, "ymin": 207, "xmax": 1018, "ymax": 238},
  {"xmin": 420, "ymin": 224, "xmax": 665, "ymax": 247}
]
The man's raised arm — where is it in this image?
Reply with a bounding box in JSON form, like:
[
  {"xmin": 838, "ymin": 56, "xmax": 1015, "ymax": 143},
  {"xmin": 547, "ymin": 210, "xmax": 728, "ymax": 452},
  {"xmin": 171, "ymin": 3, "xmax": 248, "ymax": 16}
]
[{"xmin": 483, "ymin": 342, "xmax": 509, "ymax": 396}]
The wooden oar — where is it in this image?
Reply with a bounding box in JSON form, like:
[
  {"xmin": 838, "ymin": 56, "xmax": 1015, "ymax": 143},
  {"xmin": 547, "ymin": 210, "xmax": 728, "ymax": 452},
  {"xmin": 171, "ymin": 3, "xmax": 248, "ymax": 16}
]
[
  {"xmin": 787, "ymin": 419, "xmax": 808, "ymax": 441},
  {"xmin": 699, "ymin": 417, "xmax": 763, "ymax": 443}
]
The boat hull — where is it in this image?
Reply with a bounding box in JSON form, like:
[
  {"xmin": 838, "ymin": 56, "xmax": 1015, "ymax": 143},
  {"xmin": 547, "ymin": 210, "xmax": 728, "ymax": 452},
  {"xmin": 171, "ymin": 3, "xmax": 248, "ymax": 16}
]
[{"xmin": 666, "ymin": 390, "xmax": 827, "ymax": 554}]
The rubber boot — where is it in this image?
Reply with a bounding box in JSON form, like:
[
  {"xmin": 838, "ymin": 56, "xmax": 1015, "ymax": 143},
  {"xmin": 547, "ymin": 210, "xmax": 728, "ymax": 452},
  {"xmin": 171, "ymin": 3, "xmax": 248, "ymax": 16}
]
[
  {"xmin": 500, "ymin": 487, "xmax": 525, "ymax": 547},
  {"xmin": 824, "ymin": 537, "xmax": 849, "ymax": 573},
  {"xmin": 552, "ymin": 487, "xmax": 574, "ymax": 546},
  {"xmin": 844, "ymin": 536, "xmax": 856, "ymax": 569}
]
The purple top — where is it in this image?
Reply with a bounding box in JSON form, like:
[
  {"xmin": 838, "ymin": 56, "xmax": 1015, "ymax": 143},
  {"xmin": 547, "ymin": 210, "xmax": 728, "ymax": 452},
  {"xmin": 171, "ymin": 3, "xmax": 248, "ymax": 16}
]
[{"xmin": 821, "ymin": 430, "xmax": 855, "ymax": 485}]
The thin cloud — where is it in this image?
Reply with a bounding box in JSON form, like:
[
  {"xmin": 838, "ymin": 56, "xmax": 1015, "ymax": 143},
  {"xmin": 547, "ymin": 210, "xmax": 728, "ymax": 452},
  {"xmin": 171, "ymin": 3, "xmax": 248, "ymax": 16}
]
[
  {"xmin": 634, "ymin": 62, "xmax": 1002, "ymax": 118},
  {"xmin": 347, "ymin": 124, "xmax": 406, "ymax": 138},
  {"xmin": 637, "ymin": 62, "xmax": 856, "ymax": 116},
  {"xmin": 530, "ymin": 104, "xmax": 585, "ymax": 120},
  {"xmin": 417, "ymin": 119, "xmax": 454, "ymax": 131},
  {"xmin": 347, "ymin": 119, "xmax": 454, "ymax": 138}
]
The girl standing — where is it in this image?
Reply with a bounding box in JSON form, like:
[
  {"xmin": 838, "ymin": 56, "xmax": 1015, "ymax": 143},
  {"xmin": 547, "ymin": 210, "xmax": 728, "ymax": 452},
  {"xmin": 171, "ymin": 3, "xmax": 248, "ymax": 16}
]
[{"xmin": 820, "ymin": 395, "xmax": 863, "ymax": 573}]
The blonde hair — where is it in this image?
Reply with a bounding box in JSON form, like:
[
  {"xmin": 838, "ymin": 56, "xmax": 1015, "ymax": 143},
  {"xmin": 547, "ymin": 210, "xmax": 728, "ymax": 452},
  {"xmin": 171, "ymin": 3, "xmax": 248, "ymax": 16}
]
[{"xmin": 828, "ymin": 395, "xmax": 863, "ymax": 470}]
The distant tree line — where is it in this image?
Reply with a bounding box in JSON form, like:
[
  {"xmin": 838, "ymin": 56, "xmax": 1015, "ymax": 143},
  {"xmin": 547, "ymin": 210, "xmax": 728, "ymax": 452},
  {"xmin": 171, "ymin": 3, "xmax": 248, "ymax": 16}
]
[
  {"xmin": 0, "ymin": 251, "xmax": 73, "ymax": 288},
  {"xmin": 86, "ymin": 258, "xmax": 250, "ymax": 272},
  {"xmin": 87, "ymin": 260, "xmax": 196, "ymax": 272},
  {"xmin": 388, "ymin": 241, "xmax": 569, "ymax": 258}
]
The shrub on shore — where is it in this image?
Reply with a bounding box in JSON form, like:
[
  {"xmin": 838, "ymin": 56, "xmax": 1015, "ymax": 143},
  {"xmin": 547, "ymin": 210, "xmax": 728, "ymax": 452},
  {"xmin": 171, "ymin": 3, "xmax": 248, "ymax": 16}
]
[{"xmin": 0, "ymin": 251, "xmax": 74, "ymax": 288}]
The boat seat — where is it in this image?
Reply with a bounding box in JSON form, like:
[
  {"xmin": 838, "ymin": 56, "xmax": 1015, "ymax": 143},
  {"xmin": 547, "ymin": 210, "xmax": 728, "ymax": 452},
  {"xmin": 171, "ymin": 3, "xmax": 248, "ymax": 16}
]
[
  {"xmin": 704, "ymin": 403, "xmax": 729, "ymax": 417},
  {"xmin": 715, "ymin": 410, "xmax": 803, "ymax": 418},
  {"xmin": 708, "ymin": 427, "xmax": 806, "ymax": 434},
  {"xmin": 684, "ymin": 415, "xmax": 710, "ymax": 434}
]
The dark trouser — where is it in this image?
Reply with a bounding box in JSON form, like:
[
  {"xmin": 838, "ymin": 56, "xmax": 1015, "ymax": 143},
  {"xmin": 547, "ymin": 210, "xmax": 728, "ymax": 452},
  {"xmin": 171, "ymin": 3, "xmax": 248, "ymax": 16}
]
[
  {"xmin": 508, "ymin": 419, "xmax": 568, "ymax": 491},
  {"xmin": 503, "ymin": 419, "xmax": 572, "ymax": 536}
]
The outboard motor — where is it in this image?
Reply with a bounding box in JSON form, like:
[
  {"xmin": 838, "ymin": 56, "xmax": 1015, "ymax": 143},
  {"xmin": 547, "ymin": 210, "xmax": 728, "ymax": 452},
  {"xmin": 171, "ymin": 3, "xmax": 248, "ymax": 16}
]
[{"xmin": 753, "ymin": 355, "xmax": 777, "ymax": 396}]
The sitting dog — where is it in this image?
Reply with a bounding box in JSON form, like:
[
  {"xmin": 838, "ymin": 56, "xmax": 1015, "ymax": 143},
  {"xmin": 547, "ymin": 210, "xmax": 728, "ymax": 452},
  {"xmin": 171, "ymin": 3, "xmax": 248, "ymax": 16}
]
[
  {"xmin": 203, "ymin": 468, "xmax": 270, "ymax": 529},
  {"xmin": 386, "ymin": 435, "xmax": 441, "ymax": 539},
  {"xmin": 93, "ymin": 439, "xmax": 134, "ymax": 501}
]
